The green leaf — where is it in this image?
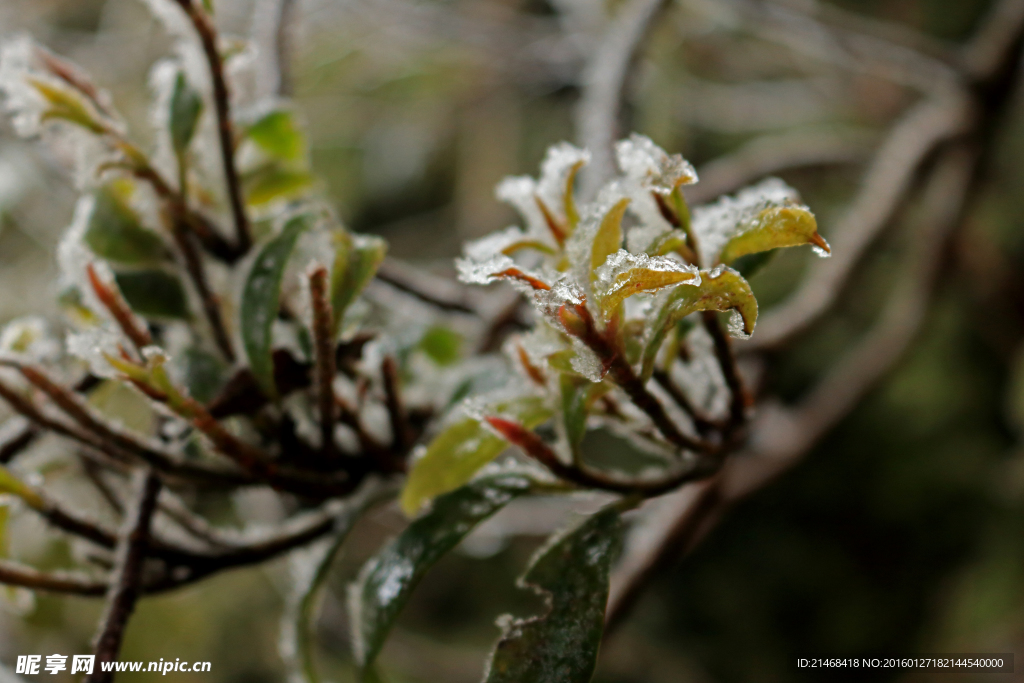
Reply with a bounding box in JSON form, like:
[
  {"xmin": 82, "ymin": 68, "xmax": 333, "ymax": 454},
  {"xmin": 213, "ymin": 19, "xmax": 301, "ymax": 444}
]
[
  {"xmin": 241, "ymin": 215, "xmax": 311, "ymax": 398},
  {"xmin": 247, "ymin": 110, "xmax": 305, "ymax": 162},
  {"xmin": 84, "ymin": 185, "xmax": 166, "ymax": 265},
  {"xmin": 595, "ymin": 257, "xmax": 699, "ymax": 321},
  {"xmin": 28, "ymin": 77, "xmax": 105, "ymax": 134},
  {"xmin": 181, "ymin": 348, "xmax": 226, "ymax": 404},
  {"xmin": 418, "ymin": 326, "xmax": 462, "ymax": 366},
  {"xmin": 351, "ymin": 473, "xmax": 535, "ymax": 677},
  {"xmin": 564, "ymin": 160, "xmax": 585, "ymax": 232},
  {"xmin": 330, "ymin": 232, "xmax": 387, "ymax": 336},
  {"xmin": 717, "ymin": 206, "xmax": 829, "ymax": 265},
  {"xmin": 590, "ymin": 198, "xmax": 629, "ymax": 282},
  {"xmin": 114, "ymin": 269, "xmax": 189, "ymax": 319},
  {"xmin": 169, "ymin": 71, "xmax": 203, "ymax": 156},
  {"xmin": 560, "ymin": 375, "xmax": 590, "ymax": 454},
  {"xmin": 400, "ymin": 396, "xmax": 551, "ymax": 516},
  {"xmin": 641, "ymin": 267, "xmax": 757, "ymax": 379},
  {"xmin": 0, "ymin": 502, "xmax": 9, "ymax": 556},
  {"xmin": 244, "ymin": 167, "xmax": 315, "ymax": 207},
  {"xmin": 0, "ymin": 466, "xmax": 44, "ymax": 511},
  {"xmin": 483, "ymin": 505, "xmax": 623, "ymax": 683}
]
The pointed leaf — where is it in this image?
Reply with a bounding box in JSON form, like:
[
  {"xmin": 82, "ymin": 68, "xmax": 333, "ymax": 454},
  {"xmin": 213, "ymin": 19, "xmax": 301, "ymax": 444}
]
[
  {"xmin": 241, "ymin": 215, "xmax": 311, "ymax": 398},
  {"xmin": 28, "ymin": 77, "xmax": 105, "ymax": 134},
  {"xmin": 351, "ymin": 474, "xmax": 535, "ymax": 675},
  {"xmin": 114, "ymin": 269, "xmax": 189, "ymax": 319},
  {"xmin": 590, "ymin": 198, "xmax": 629, "ymax": 282},
  {"xmin": 483, "ymin": 505, "xmax": 623, "ymax": 683},
  {"xmin": 400, "ymin": 397, "xmax": 551, "ymax": 516},
  {"xmin": 330, "ymin": 232, "xmax": 387, "ymax": 336},
  {"xmin": 247, "ymin": 109, "xmax": 305, "ymax": 162},
  {"xmin": 84, "ymin": 185, "xmax": 166, "ymax": 265},
  {"xmin": 717, "ymin": 206, "xmax": 828, "ymax": 265},
  {"xmin": 0, "ymin": 466, "xmax": 44, "ymax": 511},
  {"xmin": 169, "ymin": 71, "xmax": 203, "ymax": 155},
  {"xmin": 641, "ymin": 267, "xmax": 757, "ymax": 379},
  {"xmin": 560, "ymin": 375, "xmax": 590, "ymax": 454},
  {"xmin": 564, "ymin": 160, "xmax": 585, "ymax": 232}
]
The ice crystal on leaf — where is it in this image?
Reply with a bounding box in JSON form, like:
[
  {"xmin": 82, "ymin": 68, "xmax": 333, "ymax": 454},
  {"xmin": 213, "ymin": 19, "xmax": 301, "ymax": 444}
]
[{"xmin": 615, "ymin": 133, "xmax": 697, "ymax": 196}]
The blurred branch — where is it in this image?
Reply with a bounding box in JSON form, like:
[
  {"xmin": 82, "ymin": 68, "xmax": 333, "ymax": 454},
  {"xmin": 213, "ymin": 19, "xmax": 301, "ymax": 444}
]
[
  {"xmin": 576, "ymin": 0, "xmax": 672, "ymax": 196},
  {"xmin": 0, "ymin": 418, "xmax": 36, "ymax": 464},
  {"xmin": 88, "ymin": 469, "xmax": 161, "ymax": 682},
  {"xmin": 274, "ymin": 0, "xmax": 297, "ymax": 97}
]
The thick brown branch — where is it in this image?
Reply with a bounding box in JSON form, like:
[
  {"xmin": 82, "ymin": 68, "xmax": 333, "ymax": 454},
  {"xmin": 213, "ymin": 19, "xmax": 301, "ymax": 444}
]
[{"xmin": 308, "ymin": 266, "xmax": 337, "ymax": 457}]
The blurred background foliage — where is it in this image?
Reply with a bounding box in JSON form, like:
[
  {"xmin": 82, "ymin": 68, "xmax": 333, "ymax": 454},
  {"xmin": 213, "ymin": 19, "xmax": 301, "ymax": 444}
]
[{"xmin": 0, "ymin": 0, "xmax": 1022, "ymax": 681}]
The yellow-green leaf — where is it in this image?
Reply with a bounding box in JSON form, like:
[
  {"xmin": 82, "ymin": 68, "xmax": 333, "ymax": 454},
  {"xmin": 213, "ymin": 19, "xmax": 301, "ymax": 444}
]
[
  {"xmin": 400, "ymin": 397, "xmax": 551, "ymax": 516},
  {"xmin": 244, "ymin": 167, "xmax": 315, "ymax": 207},
  {"xmin": 717, "ymin": 206, "xmax": 829, "ymax": 265},
  {"xmin": 594, "ymin": 253, "xmax": 699, "ymax": 321},
  {"xmin": 641, "ymin": 267, "xmax": 757, "ymax": 379},
  {"xmin": 246, "ymin": 109, "xmax": 306, "ymax": 162},
  {"xmin": 590, "ymin": 198, "xmax": 630, "ymax": 282},
  {"xmin": 564, "ymin": 160, "xmax": 585, "ymax": 232},
  {"xmin": 88, "ymin": 380, "xmax": 157, "ymax": 436},
  {"xmin": 0, "ymin": 466, "xmax": 44, "ymax": 511},
  {"xmin": 28, "ymin": 77, "xmax": 105, "ymax": 134}
]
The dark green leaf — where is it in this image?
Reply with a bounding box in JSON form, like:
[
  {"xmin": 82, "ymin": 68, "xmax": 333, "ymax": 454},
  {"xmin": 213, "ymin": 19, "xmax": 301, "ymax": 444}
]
[
  {"xmin": 247, "ymin": 110, "xmax": 305, "ymax": 161},
  {"xmin": 84, "ymin": 185, "xmax": 166, "ymax": 265},
  {"xmin": 483, "ymin": 505, "xmax": 623, "ymax": 683},
  {"xmin": 169, "ymin": 71, "xmax": 203, "ymax": 155},
  {"xmin": 560, "ymin": 374, "xmax": 590, "ymax": 454},
  {"xmin": 641, "ymin": 267, "xmax": 757, "ymax": 379},
  {"xmin": 241, "ymin": 215, "xmax": 311, "ymax": 398},
  {"xmin": 114, "ymin": 269, "xmax": 189, "ymax": 319},
  {"xmin": 182, "ymin": 348, "xmax": 226, "ymax": 404},
  {"xmin": 400, "ymin": 397, "xmax": 550, "ymax": 516},
  {"xmin": 330, "ymin": 232, "xmax": 387, "ymax": 336},
  {"xmin": 419, "ymin": 326, "xmax": 462, "ymax": 366},
  {"xmin": 351, "ymin": 474, "xmax": 535, "ymax": 675}
]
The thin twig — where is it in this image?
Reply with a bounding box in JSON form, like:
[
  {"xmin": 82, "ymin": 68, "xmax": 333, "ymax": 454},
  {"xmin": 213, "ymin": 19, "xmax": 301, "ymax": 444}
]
[
  {"xmin": 170, "ymin": 223, "xmax": 236, "ymax": 361},
  {"xmin": 381, "ymin": 356, "xmax": 411, "ymax": 456},
  {"xmin": 308, "ymin": 266, "xmax": 337, "ymax": 457},
  {"xmin": 173, "ymin": 0, "xmax": 252, "ymax": 253},
  {"xmin": 88, "ymin": 469, "xmax": 162, "ymax": 682},
  {"xmin": 0, "ymin": 418, "xmax": 37, "ymax": 464}
]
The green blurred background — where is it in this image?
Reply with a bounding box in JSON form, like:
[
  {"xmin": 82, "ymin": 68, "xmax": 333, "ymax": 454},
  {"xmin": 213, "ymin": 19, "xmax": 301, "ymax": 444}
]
[{"xmin": 0, "ymin": 0, "xmax": 1023, "ymax": 681}]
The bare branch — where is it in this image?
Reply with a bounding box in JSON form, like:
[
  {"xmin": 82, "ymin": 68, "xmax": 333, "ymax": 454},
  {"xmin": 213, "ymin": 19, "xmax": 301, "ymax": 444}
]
[
  {"xmin": 576, "ymin": 0, "xmax": 672, "ymax": 196},
  {"xmin": 88, "ymin": 469, "xmax": 162, "ymax": 682},
  {"xmin": 308, "ymin": 266, "xmax": 337, "ymax": 457},
  {"xmin": 0, "ymin": 558, "xmax": 106, "ymax": 596}
]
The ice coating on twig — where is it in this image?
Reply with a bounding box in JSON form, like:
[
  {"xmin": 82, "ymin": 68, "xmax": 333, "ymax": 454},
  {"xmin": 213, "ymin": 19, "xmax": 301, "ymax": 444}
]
[
  {"xmin": 691, "ymin": 177, "xmax": 801, "ymax": 265},
  {"xmin": 615, "ymin": 133, "xmax": 697, "ymax": 195}
]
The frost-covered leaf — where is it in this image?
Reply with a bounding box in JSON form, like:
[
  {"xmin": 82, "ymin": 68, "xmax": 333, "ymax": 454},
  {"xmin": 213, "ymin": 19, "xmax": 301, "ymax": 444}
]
[
  {"xmin": 241, "ymin": 214, "xmax": 311, "ymax": 398},
  {"xmin": 641, "ymin": 266, "xmax": 756, "ymax": 379},
  {"xmin": 114, "ymin": 269, "xmax": 189, "ymax": 319},
  {"xmin": 352, "ymin": 474, "xmax": 536, "ymax": 674},
  {"xmin": 244, "ymin": 167, "xmax": 315, "ymax": 207},
  {"xmin": 593, "ymin": 250, "xmax": 699, "ymax": 320},
  {"xmin": 168, "ymin": 71, "xmax": 203, "ymax": 156},
  {"xmin": 483, "ymin": 505, "xmax": 623, "ymax": 683},
  {"xmin": 181, "ymin": 347, "xmax": 226, "ymax": 404},
  {"xmin": 247, "ymin": 109, "xmax": 305, "ymax": 162},
  {"xmin": 717, "ymin": 205, "xmax": 828, "ymax": 266},
  {"xmin": 590, "ymin": 198, "xmax": 629, "ymax": 281},
  {"xmin": 330, "ymin": 232, "xmax": 387, "ymax": 336},
  {"xmin": 615, "ymin": 133, "xmax": 697, "ymax": 195},
  {"xmin": 400, "ymin": 396, "xmax": 551, "ymax": 516},
  {"xmin": 27, "ymin": 77, "xmax": 105, "ymax": 134},
  {"xmin": 84, "ymin": 185, "xmax": 166, "ymax": 265}
]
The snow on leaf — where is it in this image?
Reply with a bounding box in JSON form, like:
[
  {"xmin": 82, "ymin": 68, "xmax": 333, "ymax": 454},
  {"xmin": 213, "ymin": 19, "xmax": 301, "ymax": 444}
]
[
  {"xmin": 615, "ymin": 133, "xmax": 697, "ymax": 196},
  {"xmin": 483, "ymin": 505, "xmax": 623, "ymax": 683},
  {"xmin": 352, "ymin": 474, "xmax": 536, "ymax": 675},
  {"xmin": 717, "ymin": 205, "xmax": 829, "ymax": 266},
  {"xmin": 592, "ymin": 250, "xmax": 700, "ymax": 321}
]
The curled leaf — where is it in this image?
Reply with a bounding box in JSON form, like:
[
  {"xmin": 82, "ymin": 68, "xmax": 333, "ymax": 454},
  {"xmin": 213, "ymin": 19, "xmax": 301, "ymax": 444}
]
[
  {"xmin": 483, "ymin": 505, "xmax": 623, "ymax": 683},
  {"xmin": 400, "ymin": 396, "xmax": 551, "ymax": 516},
  {"xmin": 641, "ymin": 266, "xmax": 757, "ymax": 379},
  {"xmin": 717, "ymin": 205, "xmax": 828, "ymax": 265},
  {"xmin": 241, "ymin": 215, "xmax": 311, "ymax": 398},
  {"xmin": 352, "ymin": 474, "xmax": 535, "ymax": 674}
]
